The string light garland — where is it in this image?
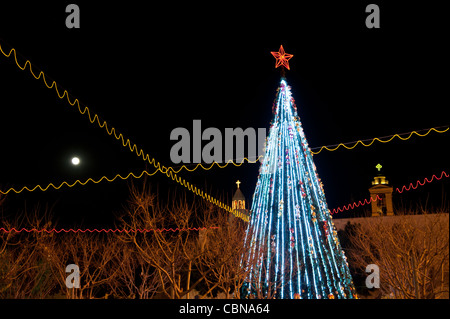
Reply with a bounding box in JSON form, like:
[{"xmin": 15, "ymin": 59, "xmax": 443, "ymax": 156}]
[
  {"xmin": 1, "ymin": 42, "xmax": 447, "ymax": 304},
  {"xmin": 0, "ymin": 171, "xmax": 249, "ymax": 222},
  {"xmin": 0, "ymin": 226, "xmax": 219, "ymax": 234},
  {"xmin": 0, "ymin": 169, "xmax": 158, "ymax": 195},
  {"xmin": 166, "ymin": 125, "xmax": 449, "ymax": 173},
  {"xmin": 395, "ymin": 170, "xmax": 449, "ymax": 194},
  {"xmin": 0, "ymin": 42, "xmax": 447, "ymax": 224},
  {"xmin": 0, "ymin": 42, "xmax": 248, "ymax": 222},
  {"xmin": 1, "ymin": 168, "xmax": 446, "ymax": 221},
  {"xmin": 330, "ymin": 195, "xmax": 381, "ymax": 215},
  {"xmin": 0, "ymin": 170, "xmax": 446, "ymax": 233},
  {"xmin": 330, "ymin": 170, "xmax": 449, "ymax": 215},
  {"xmin": 0, "ymin": 44, "xmax": 160, "ymax": 166},
  {"xmin": 310, "ymin": 126, "xmax": 449, "ymax": 155},
  {"xmin": 1, "ymin": 42, "xmax": 447, "ymax": 176}
]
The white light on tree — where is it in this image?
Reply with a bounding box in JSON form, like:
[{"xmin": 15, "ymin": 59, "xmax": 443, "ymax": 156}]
[
  {"xmin": 71, "ymin": 157, "xmax": 80, "ymax": 165},
  {"xmin": 241, "ymin": 79, "xmax": 357, "ymax": 299}
]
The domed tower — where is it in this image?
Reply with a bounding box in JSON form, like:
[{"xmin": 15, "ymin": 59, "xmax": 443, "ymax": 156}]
[{"xmin": 369, "ymin": 164, "xmax": 394, "ymax": 216}]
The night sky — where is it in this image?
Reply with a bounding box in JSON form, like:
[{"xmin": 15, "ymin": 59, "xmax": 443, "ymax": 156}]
[{"xmin": 0, "ymin": 1, "xmax": 448, "ymax": 227}]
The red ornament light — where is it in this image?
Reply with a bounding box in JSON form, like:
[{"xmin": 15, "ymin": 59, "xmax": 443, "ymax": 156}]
[{"xmin": 271, "ymin": 45, "xmax": 294, "ymax": 70}]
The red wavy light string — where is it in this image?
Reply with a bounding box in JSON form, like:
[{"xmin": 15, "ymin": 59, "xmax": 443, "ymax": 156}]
[
  {"xmin": 0, "ymin": 226, "xmax": 219, "ymax": 234},
  {"xmin": 395, "ymin": 171, "xmax": 448, "ymax": 193},
  {"xmin": 331, "ymin": 170, "xmax": 448, "ymax": 215},
  {"xmin": 331, "ymin": 195, "xmax": 381, "ymax": 215},
  {"xmin": 0, "ymin": 171, "xmax": 447, "ymax": 233}
]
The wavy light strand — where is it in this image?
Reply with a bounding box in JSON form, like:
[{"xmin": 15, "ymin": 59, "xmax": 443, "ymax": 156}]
[
  {"xmin": 1, "ymin": 42, "xmax": 446, "ymax": 224},
  {"xmin": 310, "ymin": 126, "xmax": 449, "ymax": 155},
  {"xmin": 0, "ymin": 169, "xmax": 158, "ymax": 195},
  {"xmin": 0, "ymin": 43, "xmax": 249, "ymax": 221},
  {"xmin": 0, "ymin": 226, "xmax": 219, "ymax": 234},
  {"xmin": 331, "ymin": 170, "xmax": 449, "ymax": 215},
  {"xmin": 1, "ymin": 42, "xmax": 447, "ymax": 173},
  {"xmin": 395, "ymin": 170, "xmax": 449, "ymax": 193},
  {"xmin": 330, "ymin": 195, "xmax": 382, "ymax": 215}
]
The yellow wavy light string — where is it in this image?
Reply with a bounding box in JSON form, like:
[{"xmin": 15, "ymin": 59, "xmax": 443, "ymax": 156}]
[
  {"xmin": 0, "ymin": 169, "xmax": 157, "ymax": 194},
  {"xmin": 2, "ymin": 124, "xmax": 446, "ymax": 195},
  {"xmin": 310, "ymin": 126, "xmax": 449, "ymax": 154},
  {"xmin": 166, "ymin": 126, "xmax": 449, "ymax": 173},
  {"xmin": 1, "ymin": 43, "xmax": 448, "ymax": 173},
  {"xmin": 0, "ymin": 43, "xmax": 248, "ymax": 222},
  {"xmin": 1, "ymin": 43, "xmax": 448, "ymax": 223},
  {"xmin": 3, "ymin": 43, "xmax": 448, "ymax": 173},
  {"xmin": 0, "ymin": 167, "xmax": 249, "ymax": 222}
]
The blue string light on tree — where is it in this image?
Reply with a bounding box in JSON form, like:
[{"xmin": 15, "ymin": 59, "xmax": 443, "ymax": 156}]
[{"xmin": 240, "ymin": 46, "xmax": 357, "ymax": 299}]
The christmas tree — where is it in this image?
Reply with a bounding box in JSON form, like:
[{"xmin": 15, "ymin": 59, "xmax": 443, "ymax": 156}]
[{"xmin": 241, "ymin": 46, "xmax": 356, "ymax": 299}]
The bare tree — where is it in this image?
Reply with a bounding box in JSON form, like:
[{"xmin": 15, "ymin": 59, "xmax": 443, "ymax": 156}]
[
  {"xmin": 107, "ymin": 242, "xmax": 161, "ymax": 299},
  {"xmin": 346, "ymin": 212, "xmax": 449, "ymax": 299},
  {"xmin": 116, "ymin": 180, "xmax": 259, "ymax": 299},
  {"xmin": 46, "ymin": 232, "xmax": 122, "ymax": 299},
  {"xmin": 0, "ymin": 209, "xmax": 56, "ymax": 298},
  {"xmin": 195, "ymin": 209, "xmax": 251, "ymax": 299},
  {"xmin": 0, "ymin": 182, "xmax": 262, "ymax": 299},
  {"xmin": 117, "ymin": 183, "xmax": 207, "ymax": 299}
]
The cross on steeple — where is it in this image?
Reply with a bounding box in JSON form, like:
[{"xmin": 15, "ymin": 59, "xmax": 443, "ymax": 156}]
[{"xmin": 236, "ymin": 180, "xmax": 241, "ymax": 189}]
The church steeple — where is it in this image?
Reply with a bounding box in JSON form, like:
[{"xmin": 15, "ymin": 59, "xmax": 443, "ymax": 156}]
[
  {"xmin": 232, "ymin": 180, "xmax": 246, "ymax": 210},
  {"xmin": 230, "ymin": 180, "xmax": 250, "ymax": 223}
]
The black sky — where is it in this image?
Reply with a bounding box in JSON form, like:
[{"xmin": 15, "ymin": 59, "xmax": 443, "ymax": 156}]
[{"xmin": 0, "ymin": 1, "xmax": 448, "ymax": 226}]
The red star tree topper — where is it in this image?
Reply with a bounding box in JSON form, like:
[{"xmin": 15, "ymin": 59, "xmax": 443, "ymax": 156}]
[{"xmin": 271, "ymin": 45, "xmax": 294, "ymax": 70}]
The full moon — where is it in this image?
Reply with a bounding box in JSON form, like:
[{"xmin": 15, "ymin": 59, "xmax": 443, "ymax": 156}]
[{"xmin": 71, "ymin": 157, "xmax": 80, "ymax": 165}]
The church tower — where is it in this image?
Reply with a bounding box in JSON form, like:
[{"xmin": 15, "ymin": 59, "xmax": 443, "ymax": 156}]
[
  {"xmin": 230, "ymin": 180, "xmax": 250, "ymax": 222},
  {"xmin": 369, "ymin": 164, "xmax": 394, "ymax": 216},
  {"xmin": 232, "ymin": 180, "xmax": 245, "ymax": 210}
]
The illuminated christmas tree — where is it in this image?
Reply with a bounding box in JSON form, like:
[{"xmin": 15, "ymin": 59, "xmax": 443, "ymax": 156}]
[{"xmin": 241, "ymin": 46, "xmax": 356, "ymax": 299}]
